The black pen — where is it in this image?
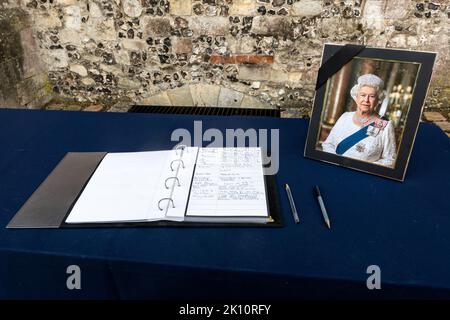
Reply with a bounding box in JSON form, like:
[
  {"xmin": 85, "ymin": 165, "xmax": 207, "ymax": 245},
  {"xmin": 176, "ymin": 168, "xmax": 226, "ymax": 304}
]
[
  {"xmin": 285, "ymin": 184, "xmax": 300, "ymax": 224},
  {"xmin": 314, "ymin": 185, "xmax": 331, "ymax": 229}
]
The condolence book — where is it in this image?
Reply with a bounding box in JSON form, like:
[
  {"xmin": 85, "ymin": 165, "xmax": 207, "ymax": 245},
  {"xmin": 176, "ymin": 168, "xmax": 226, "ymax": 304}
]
[
  {"xmin": 66, "ymin": 147, "xmax": 270, "ymax": 224},
  {"xmin": 7, "ymin": 147, "xmax": 281, "ymax": 228}
]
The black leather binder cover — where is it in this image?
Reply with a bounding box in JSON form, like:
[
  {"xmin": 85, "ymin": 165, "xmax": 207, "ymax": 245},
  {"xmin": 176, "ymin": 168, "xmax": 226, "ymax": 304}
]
[
  {"xmin": 7, "ymin": 152, "xmax": 107, "ymax": 228},
  {"xmin": 7, "ymin": 152, "xmax": 282, "ymax": 229}
]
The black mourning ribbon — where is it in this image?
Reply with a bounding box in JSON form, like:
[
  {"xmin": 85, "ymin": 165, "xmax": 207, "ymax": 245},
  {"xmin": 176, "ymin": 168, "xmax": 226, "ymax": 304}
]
[{"xmin": 315, "ymin": 44, "xmax": 366, "ymax": 91}]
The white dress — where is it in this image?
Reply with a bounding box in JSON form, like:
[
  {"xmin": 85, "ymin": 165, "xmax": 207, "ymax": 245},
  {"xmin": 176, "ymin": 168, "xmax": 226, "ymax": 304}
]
[{"xmin": 321, "ymin": 112, "xmax": 397, "ymax": 168}]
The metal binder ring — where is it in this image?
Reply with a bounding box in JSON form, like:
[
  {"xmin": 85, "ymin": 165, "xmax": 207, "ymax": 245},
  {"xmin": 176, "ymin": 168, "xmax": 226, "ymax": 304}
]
[
  {"xmin": 165, "ymin": 176, "xmax": 180, "ymax": 189},
  {"xmin": 175, "ymin": 145, "xmax": 187, "ymax": 155},
  {"xmin": 170, "ymin": 159, "xmax": 185, "ymax": 171},
  {"xmin": 158, "ymin": 198, "xmax": 175, "ymax": 211}
]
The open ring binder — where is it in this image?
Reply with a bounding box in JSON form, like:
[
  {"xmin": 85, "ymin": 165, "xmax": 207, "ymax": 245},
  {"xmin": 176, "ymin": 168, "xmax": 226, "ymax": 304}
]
[
  {"xmin": 157, "ymin": 146, "xmax": 187, "ymax": 212},
  {"xmin": 158, "ymin": 198, "xmax": 175, "ymax": 211},
  {"xmin": 170, "ymin": 159, "xmax": 185, "ymax": 171},
  {"xmin": 8, "ymin": 147, "xmax": 280, "ymax": 228},
  {"xmin": 165, "ymin": 176, "xmax": 180, "ymax": 189}
]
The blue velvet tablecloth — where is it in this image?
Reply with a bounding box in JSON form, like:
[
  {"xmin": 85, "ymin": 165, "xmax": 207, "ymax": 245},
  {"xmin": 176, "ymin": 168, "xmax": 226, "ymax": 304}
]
[{"xmin": 1, "ymin": 109, "xmax": 449, "ymax": 299}]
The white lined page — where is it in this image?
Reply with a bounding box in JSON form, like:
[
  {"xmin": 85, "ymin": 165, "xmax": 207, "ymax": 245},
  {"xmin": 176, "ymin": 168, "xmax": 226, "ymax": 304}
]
[
  {"xmin": 65, "ymin": 149, "xmax": 198, "ymax": 224},
  {"xmin": 186, "ymin": 148, "xmax": 268, "ymax": 221}
]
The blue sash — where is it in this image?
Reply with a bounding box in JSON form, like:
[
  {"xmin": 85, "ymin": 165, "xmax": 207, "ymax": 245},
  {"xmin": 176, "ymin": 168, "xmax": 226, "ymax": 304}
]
[{"xmin": 336, "ymin": 122, "xmax": 374, "ymax": 155}]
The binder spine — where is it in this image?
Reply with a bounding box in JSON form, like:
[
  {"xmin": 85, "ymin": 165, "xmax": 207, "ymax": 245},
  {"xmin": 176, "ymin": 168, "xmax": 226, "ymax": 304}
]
[{"xmin": 158, "ymin": 145, "xmax": 187, "ymax": 212}]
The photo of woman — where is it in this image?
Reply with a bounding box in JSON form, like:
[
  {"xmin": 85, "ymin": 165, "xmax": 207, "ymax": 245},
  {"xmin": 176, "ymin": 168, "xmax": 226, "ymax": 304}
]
[
  {"xmin": 315, "ymin": 55, "xmax": 421, "ymax": 169},
  {"xmin": 321, "ymin": 74, "xmax": 397, "ymax": 168},
  {"xmin": 304, "ymin": 44, "xmax": 436, "ymax": 181}
]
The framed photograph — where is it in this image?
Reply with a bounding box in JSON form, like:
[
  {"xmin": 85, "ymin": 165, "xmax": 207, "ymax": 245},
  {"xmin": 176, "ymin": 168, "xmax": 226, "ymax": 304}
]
[{"xmin": 304, "ymin": 44, "xmax": 436, "ymax": 181}]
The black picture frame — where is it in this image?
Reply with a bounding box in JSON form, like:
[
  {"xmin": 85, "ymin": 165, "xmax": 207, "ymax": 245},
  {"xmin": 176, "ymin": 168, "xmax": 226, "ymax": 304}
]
[{"xmin": 304, "ymin": 44, "xmax": 436, "ymax": 181}]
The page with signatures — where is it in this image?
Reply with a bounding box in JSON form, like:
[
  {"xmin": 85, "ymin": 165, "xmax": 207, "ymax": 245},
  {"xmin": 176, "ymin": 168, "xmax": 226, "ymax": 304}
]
[{"xmin": 186, "ymin": 148, "xmax": 268, "ymax": 221}]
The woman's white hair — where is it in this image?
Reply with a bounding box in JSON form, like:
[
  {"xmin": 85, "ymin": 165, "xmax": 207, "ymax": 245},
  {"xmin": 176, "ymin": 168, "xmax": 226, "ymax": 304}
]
[{"xmin": 350, "ymin": 74, "xmax": 385, "ymax": 102}]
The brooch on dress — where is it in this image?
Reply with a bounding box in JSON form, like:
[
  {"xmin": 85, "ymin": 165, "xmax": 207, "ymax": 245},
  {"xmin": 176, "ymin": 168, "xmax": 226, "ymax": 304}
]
[
  {"xmin": 367, "ymin": 119, "xmax": 388, "ymax": 137},
  {"xmin": 355, "ymin": 143, "xmax": 366, "ymax": 153},
  {"xmin": 367, "ymin": 125, "xmax": 380, "ymax": 137}
]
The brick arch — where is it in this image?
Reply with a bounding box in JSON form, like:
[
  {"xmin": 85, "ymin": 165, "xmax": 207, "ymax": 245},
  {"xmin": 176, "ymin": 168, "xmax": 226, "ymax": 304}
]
[{"xmin": 138, "ymin": 84, "xmax": 271, "ymax": 109}]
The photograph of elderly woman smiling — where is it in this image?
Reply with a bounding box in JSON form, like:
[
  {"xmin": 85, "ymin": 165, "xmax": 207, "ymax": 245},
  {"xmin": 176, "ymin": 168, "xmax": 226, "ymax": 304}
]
[{"xmin": 316, "ymin": 58, "xmax": 420, "ymax": 169}]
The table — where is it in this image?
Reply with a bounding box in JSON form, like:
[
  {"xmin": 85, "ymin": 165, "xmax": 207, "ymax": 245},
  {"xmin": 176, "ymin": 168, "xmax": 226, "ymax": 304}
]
[{"xmin": 1, "ymin": 109, "xmax": 449, "ymax": 299}]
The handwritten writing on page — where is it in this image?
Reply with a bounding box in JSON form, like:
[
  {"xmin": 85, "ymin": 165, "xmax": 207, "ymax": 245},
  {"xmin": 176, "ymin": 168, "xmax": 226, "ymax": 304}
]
[{"xmin": 186, "ymin": 148, "xmax": 268, "ymax": 221}]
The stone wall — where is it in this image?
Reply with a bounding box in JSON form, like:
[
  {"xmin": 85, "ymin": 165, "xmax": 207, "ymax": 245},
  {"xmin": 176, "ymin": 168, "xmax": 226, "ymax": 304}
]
[
  {"xmin": 0, "ymin": 6, "xmax": 51, "ymax": 107},
  {"xmin": 0, "ymin": 0, "xmax": 448, "ymax": 116}
]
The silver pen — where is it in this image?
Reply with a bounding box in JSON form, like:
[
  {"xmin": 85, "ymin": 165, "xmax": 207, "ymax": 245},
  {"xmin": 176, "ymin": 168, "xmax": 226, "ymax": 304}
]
[
  {"xmin": 314, "ymin": 185, "xmax": 331, "ymax": 229},
  {"xmin": 285, "ymin": 184, "xmax": 300, "ymax": 224}
]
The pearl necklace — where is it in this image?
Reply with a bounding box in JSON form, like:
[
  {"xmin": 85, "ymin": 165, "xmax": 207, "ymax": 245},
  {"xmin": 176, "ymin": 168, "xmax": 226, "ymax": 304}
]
[{"xmin": 354, "ymin": 113, "xmax": 373, "ymax": 126}]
